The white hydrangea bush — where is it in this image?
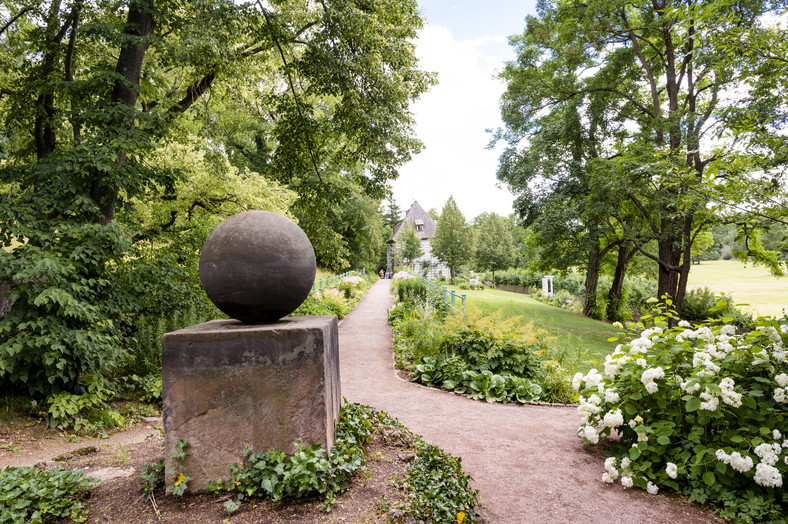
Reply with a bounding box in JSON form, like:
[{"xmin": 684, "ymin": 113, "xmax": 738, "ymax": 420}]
[{"xmin": 574, "ymin": 311, "xmax": 787, "ymax": 516}]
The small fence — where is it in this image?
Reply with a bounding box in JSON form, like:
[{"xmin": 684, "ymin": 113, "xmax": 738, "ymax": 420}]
[
  {"xmin": 416, "ymin": 275, "xmax": 466, "ymax": 313},
  {"xmin": 311, "ymin": 271, "xmax": 364, "ymax": 292}
]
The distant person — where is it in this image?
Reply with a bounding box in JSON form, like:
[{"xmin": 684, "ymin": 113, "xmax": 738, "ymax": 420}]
[{"xmin": 379, "ymin": 269, "xmax": 384, "ymax": 278}]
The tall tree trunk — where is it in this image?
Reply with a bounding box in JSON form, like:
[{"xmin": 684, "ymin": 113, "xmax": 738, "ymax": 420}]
[
  {"xmin": 90, "ymin": 0, "xmax": 156, "ymax": 225},
  {"xmin": 674, "ymin": 213, "xmax": 695, "ymax": 317},
  {"xmin": 583, "ymin": 242, "xmax": 601, "ymax": 318},
  {"xmin": 606, "ymin": 243, "xmax": 637, "ymax": 321}
]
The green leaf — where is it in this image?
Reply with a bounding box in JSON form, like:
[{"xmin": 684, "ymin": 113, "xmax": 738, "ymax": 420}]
[
  {"xmin": 685, "ymin": 397, "xmax": 701, "ymax": 412},
  {"xmin": 657, "ymin": 436, "xmax": 671, "ymax": 445},
  {"xmin": 702, "ymin": 472, "xmax": 716, "ymax": 486}
]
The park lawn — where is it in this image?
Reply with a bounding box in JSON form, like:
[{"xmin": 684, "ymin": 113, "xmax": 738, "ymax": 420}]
[
  {"xmin": 687, "ymin": 260, "xmax": 787, "ymax": 318},
  {"xmin": 453, "ymin": 287, "xmax": 620, "ymax": 374}
]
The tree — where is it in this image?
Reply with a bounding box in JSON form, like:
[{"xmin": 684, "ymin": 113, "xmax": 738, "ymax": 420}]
[
  {"xmin": 431, "ymin": 196, "xmax": 473, "ymax": 284},
  {"xmin": 474, "ymin": 213, "xmax": 515, "ymax": 284},
  {"xmin": 496, "ymin": 0, "xmax": 788, "ymax": 317},
  {"xmin": 395, "ymin": 222, "xmax": 424, "ymax": 270},
  {"xmin": 0, "ymin": 0, "xmax": 433, "ymax": 395},
  {"xmin": 333, "ymin": 194, "xmax": 384, "ymax": 270},
  {"xmin": 383, "ymin": 192, "xmax": 403, "ymax": 230}
]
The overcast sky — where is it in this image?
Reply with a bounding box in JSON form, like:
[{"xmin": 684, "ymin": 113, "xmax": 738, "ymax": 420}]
[{"xmin": 390, "ymin": 0, "xmax": 538, "ymax": 221}]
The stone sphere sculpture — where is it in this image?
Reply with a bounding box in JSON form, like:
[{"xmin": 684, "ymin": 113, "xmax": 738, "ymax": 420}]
[{"xmin": 199, "ymin": 211, "xmax": 316, "ymax": 324}]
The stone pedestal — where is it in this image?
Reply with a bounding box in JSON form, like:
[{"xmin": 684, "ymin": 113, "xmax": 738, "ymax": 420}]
[{"xmin": 162, "ymin": 315, "xmax": 340, "ymax": 492}]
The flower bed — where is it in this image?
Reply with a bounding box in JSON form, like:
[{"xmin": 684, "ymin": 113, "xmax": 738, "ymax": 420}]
[
  {"xmin": 573, "ymin": 301, "xmax": 787, "ymax": 522},
  {"xmin": 290, "ymin": 272, "xmax": 375, "ymax": 319},
  {"xmin": 389, "ymin": 280, "xmax": 574, "ymax": 404}
]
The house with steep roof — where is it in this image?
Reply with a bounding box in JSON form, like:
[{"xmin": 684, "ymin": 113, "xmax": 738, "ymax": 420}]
[{"xmin": 386, "ymin": 201, "xmax": 449, "ymax": 278}]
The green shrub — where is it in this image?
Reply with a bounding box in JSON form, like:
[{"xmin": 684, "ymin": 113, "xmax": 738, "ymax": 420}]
[
  {"xmin": 574, "ymin": 303, "xmax": 787, "ymax": 522},
  {"xmin": 394, "ymin": 278, "xmax": 428, "ymax": 305},
  {"xmin": 681, "ymin": 287, "xmax": 742, "ymax": 323},
  {"xmin": 0, "ymin": 466, "xmax": 100, "ymax": 523},
  {"xmin": 441, "ymin": 308, "xmax": 544, "ymax": 378},
  {"xmin": 410, "ymin": 356, "xmax": 542, "ymax": 403},
  {"xmin": 46, "ymin": 375, "xmax": 125, "ymax": 434},
  {"xmin": 391, "ymin": 309, "xmax": 444, "ymax": 369}
]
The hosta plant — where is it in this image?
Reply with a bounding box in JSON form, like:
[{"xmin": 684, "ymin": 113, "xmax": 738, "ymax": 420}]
[{"xmin": 574, "ymin": 303, "xmax": 787, "ymax": 522}]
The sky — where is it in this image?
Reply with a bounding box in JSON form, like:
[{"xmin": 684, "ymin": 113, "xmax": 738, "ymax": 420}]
[{"xmin": 390, "ymin": 0, "xmax": 538, "ymax": 221}]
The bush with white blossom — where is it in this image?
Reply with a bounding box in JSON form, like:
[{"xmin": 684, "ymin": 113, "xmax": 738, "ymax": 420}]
[{"xmin": 574, "ymin": 301, "xmax": 787, "ymax": 522}]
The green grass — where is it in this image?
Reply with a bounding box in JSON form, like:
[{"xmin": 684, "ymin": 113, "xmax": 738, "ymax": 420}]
[
  {"xmin": 452, "ymin": 287, "xmax": 620, "ymax": 374},
  {"xmin": 687, "ymin": 260, "xmax": 787, "ymax": 318}
]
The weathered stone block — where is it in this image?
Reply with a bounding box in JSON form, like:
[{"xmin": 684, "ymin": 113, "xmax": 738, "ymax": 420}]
[{"xmin": 162, "ymin": 315, "xmax": 340, "ymax": 492}]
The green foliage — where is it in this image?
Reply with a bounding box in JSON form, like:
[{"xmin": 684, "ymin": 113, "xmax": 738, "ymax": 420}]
[
  {"xmin": 681, "ymin": 288, "xmax": 747, "ymax": 325},
  {"xmin": 399, "ymin": 441, "xmax": 482, "ymax": 523},
  {"xmin": 167, "ymin": 439, "xmax": 192, "ymax": 496},
  {"xmin": 0, "ymin": 222, "xmax": 132, "ymax": 396},
  {"xmin": 0, "ymin": 466, "xmax": 100, "ymax": 523},
  {"xmin": 291, "ymin": 274, "xmax": 371, "ymax": 319},
  {"xmin": 139, "ymin": 456, "xmax": 165, "ymax": 503},
  {"xmin": 123, "ymin": 373, "xmax": 163, "ymax": 404},
  {"xmin": 46, "ymin": 376, "xmax": 126, "ymax": 434},
  {"xmin": 410, "ymin": 356, "xmax": 542, "ymax": 403},
  {"xmin": 431, "ymin": 197, "xmax": 474, "ymax": 284},
  {"xmin": 442, "ymin": 309, "xmax": 545, "ymax": 378},
  {"xmin": 395, "ymin": 222, "xmax": 424, "ymax": 268},
  {"xmin": 473, "ymin": 214, "xmax": 515, "ymax": 280},
  {"xmin": 574, "ymin": 302, "xmax": 788, "ymax": 521},
  {"xmin": 394, "ymin": 278, "xmax": 428, "ymax": 306},
  {"xmin": 390, "ymin": 306, "xmax": 445, "ymax": 369},
  {"xmin": 0, "ymin": 0, "xmax": 433, "ymax": 395}
]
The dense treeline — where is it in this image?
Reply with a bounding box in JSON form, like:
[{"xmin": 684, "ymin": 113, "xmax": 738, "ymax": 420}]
[{"xmin": 0, "ymin": 0, "xmax": 431, "ymax": 396}]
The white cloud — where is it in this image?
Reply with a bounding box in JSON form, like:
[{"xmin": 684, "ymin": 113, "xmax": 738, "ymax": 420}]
[{"xmin": 392, "ymin": 25, "xmax": 516, "ymax": 220}]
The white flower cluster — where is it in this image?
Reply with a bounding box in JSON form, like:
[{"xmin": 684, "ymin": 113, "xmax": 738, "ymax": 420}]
[
  {"xmin": 699, "ymin": 387, "xmax": 719, "ymax": 411},
  {"xmin": 716, "ymin": 449, "xmax": 754, "ymax": 473},
  {"xmin": 754, "ymin": 463, "xmax": 783, "ymax": 488},
  {"xmin": 640, "ymin": 366, "xmax": 665, "ymax": 394},
  {"xmin": 775, "ymin": 373, "xmax": 788, "ymax": 404},
  {"xmin": 572, "ymin": 368, "xmax": 603, "ymax": 391},
  {"xmin": 752, "ymin": 326, "xmax": 786, "ymax": 364},
  {"xmin": 602, "ymin": 457, "xmax": 619, "ymax": 483},
  {"xmin": 693, "ymin": 350, "xmax": 721, "ymax": 377},
  {"xmin": 582, "ymin": 424, "xmax": 599, "ymax": 444},
  {"xmin": 602, "ymin": 409, "xmax": 624, "ymax": 429},
  {"xmin": 604, "ymin": 387, "xmax": 620, "ymax": 404},
  {"xmin": 601, "ymin": 456, "xmax": 658, "ymax": 494},
  {"xmin": 679, "ymin": 377, "xmax": 701, "ymax": 394},
  {"xmin": 665, "ymin": 462, "xmax": 678, "ymax": 479},
  {"xmin": 603, "ymin": 348, "xmax": 629, "ymax": 379},
  {"xmin": 719, "ymin": 377, "xmax": 742, "ymax": 408},
  {"xmin": 754, "ymin": 443, "xmax": 782, "ymax": 467},
  {"xmin": 717, "ymin": 441, "xmax": 785, "ymax": 488}
]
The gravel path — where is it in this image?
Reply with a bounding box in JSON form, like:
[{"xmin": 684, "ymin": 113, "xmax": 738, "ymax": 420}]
[{"xmin": 338, "ymin": 279, "xmax": 722, "ymax": 524}]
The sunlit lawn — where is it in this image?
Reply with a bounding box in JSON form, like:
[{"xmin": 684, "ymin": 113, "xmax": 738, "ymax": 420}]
[
  {"xmin": 687, "ymin": 260, "xmax": 787, "ymax": 318},
  {"xmin": 451, "ymin": 287, "xmax": 620, "ymax": 374}
]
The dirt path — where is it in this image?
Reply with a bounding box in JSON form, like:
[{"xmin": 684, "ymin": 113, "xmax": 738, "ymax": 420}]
[
  {"xmin": 0, "ymin": 419, "xmax": 161, "ymax": 469},
  {"xmin": 338, "ymin": 279, "xmax": 722, "ymax": 524}
]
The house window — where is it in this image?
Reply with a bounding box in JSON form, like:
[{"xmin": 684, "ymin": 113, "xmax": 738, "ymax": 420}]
[{"xmin": 416, "ymin": 225, "xmax": 423, "ymax": 231}]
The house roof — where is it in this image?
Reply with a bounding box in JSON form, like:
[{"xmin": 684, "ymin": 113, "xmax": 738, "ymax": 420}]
[{"xmin": 387, "ymin": 201, "xmax": 437, "ymax": 243}]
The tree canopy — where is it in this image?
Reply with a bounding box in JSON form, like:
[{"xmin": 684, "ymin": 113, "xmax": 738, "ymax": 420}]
[
  {"xmin": 431, "ymin": 196, "xmax": 473, "ymax": 284},
  {"xmin": 494, "ymin": 0, "xmax": 788, "ymax": 317},
  {"xmin": 474, "ymin": 213, "xmax": 515, "ymax": 283},
  {"xmin": 0, "ymin": 0, "xmax": 433, "ymax": 395}
]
